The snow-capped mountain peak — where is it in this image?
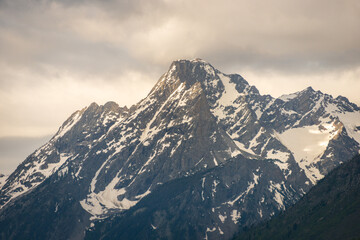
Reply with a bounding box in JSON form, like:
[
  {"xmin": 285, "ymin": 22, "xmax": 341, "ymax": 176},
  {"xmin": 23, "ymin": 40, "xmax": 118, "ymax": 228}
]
[{"xmin": 0, "ymin": 59, "xmax": 359, "ymax": 240}]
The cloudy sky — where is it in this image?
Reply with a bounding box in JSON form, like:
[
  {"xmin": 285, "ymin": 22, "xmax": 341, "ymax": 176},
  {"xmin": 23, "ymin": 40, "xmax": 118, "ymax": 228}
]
[{"xmin": 0, "ymin": 0, "xmax": 359, "ymax": 173}]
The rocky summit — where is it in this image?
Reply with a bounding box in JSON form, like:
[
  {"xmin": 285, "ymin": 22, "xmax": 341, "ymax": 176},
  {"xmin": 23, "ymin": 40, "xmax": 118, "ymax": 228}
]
[{"xmin": 0, "ymin": 59, "xmax": 359, "ymax": 240}]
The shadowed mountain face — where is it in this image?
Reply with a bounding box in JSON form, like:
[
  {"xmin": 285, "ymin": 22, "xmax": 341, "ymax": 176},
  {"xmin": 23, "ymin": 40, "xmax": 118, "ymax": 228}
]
[
  {"xmin": 235, "ymin": 154, "xmax": 360, "ymax": 240},
  {"xmin": 0, "ymin": 59, "xmax": 359, "ymax": 240}
]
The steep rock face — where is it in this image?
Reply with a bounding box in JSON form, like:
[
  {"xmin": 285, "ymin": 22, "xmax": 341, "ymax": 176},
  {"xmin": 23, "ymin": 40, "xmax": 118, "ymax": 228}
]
[{"xmin": 0, "ymin": 59, "xmax": 359, "ymax": 240}]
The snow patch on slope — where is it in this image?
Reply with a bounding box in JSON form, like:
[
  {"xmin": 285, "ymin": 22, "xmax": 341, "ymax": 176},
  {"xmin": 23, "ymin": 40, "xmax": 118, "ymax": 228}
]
[
  {"xmin": 230, "ymin": 209, "xmax": 241, "ymax": 224},
  {"xmin": 80, "ymin": 182, "xmax": 151, "ymax": 219},
  {"xmin": 81, "ymin": 167, "xmax": 152, "ymax": 219},
  {"xmin": 266, "ymin": 150, "xmax": 290, "ymax": 171},
  {"xmin": 276, "ymin": 124, "xmax": 339, "ymax": 183},
  {"xmin": 278, "ymin": 93, "xmax": 298, "ymax": 102},
  {"xmin": 211, "ymin": 73, "xmax": 240, "ymax": 120}
]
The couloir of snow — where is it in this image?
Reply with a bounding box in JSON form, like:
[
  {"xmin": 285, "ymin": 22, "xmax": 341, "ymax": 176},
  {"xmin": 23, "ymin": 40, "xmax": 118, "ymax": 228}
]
[{"xmin": 226, "ymin": 172, "xmax": 260, "ymax": 207}]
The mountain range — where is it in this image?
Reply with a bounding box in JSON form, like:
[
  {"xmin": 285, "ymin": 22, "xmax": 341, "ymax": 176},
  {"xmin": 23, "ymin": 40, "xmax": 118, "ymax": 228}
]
[{"xmin": 0, "ymin": 59, "xmax": 359, "ymax": 239}]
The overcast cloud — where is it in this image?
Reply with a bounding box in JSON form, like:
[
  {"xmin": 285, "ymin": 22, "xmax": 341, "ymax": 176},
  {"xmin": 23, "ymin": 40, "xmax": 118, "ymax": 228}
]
[{"xmin": 0, "ymin": 0, "xmax": 359, "ymax": 173}]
